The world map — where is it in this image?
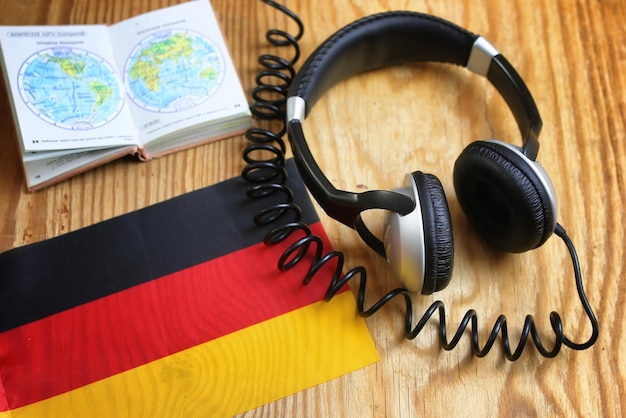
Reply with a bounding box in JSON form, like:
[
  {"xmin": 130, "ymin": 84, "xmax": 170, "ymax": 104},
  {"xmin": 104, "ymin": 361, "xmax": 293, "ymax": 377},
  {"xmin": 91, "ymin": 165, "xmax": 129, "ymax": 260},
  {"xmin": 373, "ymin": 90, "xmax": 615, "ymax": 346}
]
[
  {"xmin": 18, "ymin": 48, "xmax": 124, "ymax": 130},
  {"xmin": 124, "ymin": 29, "xmax": 225, "ymax": 112}
]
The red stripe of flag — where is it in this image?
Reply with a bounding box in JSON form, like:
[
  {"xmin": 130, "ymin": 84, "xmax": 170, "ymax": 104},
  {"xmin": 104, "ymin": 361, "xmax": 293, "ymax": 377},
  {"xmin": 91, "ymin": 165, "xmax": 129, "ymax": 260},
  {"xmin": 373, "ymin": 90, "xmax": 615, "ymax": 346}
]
[{"xmin": 0, "ymin": 222, "xmax": 342, "ymax": 411}]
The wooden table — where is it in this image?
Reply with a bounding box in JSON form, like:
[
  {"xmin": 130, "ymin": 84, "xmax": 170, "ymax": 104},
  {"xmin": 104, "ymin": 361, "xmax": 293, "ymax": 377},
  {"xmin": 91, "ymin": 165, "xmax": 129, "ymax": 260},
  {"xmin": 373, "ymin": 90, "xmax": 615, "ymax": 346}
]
[{"xmin": 1, "ymin": 0, "xmax": 623, "ymax": 416}]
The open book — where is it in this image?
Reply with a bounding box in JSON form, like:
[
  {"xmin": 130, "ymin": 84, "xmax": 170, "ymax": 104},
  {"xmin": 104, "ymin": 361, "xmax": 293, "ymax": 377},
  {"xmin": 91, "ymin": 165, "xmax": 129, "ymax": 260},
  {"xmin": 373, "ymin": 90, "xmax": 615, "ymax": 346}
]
[{"xmin": 0, "ymin": 0, "xmax": 252, "ymax": 191}]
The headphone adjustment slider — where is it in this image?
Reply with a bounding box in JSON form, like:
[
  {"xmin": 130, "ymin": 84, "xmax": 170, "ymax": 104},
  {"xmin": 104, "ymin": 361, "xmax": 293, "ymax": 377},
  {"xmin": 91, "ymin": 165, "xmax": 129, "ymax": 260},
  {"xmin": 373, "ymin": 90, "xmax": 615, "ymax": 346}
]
[
  {"xmin": 287, "ymin": 96, "xmax": 306, "ymax": 122},
  {"xmin": 466, "ymin": 36, "xmax": 500, "ymax": 77}
]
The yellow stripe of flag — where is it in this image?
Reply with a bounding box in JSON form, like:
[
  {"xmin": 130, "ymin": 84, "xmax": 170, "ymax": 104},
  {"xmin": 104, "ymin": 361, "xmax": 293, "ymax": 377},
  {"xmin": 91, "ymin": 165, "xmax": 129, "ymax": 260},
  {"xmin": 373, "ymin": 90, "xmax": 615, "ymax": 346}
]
[{"xmin": 2, "ymin": 291, "xmax": 378, "ymax": 417}]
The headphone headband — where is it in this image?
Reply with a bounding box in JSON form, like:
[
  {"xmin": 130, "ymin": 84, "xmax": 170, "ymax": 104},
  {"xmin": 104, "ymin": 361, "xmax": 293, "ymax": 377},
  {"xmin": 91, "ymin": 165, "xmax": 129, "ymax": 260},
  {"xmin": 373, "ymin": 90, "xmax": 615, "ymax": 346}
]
[{"xmin": 286, "ymin": 11, "xmax": 543, "ymax": 236}]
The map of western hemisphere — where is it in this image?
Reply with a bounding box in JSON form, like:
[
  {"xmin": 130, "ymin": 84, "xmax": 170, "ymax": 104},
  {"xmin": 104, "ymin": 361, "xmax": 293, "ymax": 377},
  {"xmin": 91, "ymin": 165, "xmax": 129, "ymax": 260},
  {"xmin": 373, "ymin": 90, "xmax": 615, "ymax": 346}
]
[
  {"xmin": 125, "ymin": 29, "xmax": 225, "ymax": 113},
  {"xmin": 18, "ymin": 47, "xmax": 125, "ymax": 131}
]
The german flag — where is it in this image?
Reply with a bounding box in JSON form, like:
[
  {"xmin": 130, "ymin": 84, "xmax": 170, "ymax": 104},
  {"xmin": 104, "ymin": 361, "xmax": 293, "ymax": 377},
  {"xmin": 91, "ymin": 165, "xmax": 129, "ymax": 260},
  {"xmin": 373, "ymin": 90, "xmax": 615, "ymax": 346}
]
[{"xmin": 0, "ymin": 160, "xmax": 378, "ymax": 417}]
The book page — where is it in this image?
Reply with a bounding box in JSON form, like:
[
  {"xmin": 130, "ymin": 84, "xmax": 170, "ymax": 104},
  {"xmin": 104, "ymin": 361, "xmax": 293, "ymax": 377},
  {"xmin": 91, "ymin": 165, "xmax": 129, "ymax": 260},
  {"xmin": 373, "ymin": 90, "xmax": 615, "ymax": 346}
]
[
  {"xmin": 23, "ymin": 145, "xmax": 137, "ymax": 191},
  {"xmin": 0, "ymin": 25, "xmax": 138, "ymax": 152},
  {"xmin": 108, "ymin": 0, "xmax": 250, "ymax": 146}
]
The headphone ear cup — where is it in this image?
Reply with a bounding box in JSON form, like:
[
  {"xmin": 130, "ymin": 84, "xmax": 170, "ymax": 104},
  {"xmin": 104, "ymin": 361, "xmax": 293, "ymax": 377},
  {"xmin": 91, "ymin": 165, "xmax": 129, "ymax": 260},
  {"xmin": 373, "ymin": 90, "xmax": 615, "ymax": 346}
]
[
  {"xmin": 453, "ymin": 140, "xmax": 557, "ymax": 253},
  {"xmin": 417, "ymin": 172, "xmax": 455, "ymax": 294},
  {"xmin": 383, "ymin": 172, "xmax": 454, "ymax": 294}
]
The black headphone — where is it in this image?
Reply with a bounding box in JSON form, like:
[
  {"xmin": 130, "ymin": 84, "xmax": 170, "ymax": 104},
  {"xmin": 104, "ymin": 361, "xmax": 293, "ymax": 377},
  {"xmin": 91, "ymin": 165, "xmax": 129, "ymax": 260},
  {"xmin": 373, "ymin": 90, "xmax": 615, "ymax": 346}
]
[{"xmin": 286, "ymin": 11, "xmax": 558, "ymax": 294}]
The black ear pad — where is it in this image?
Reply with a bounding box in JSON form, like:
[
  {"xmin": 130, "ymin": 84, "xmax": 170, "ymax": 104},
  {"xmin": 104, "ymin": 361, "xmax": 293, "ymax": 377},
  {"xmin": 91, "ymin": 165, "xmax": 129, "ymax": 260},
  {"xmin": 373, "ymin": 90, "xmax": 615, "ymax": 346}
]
[
  {"xmin": 412, "ymin": 172, "xmax": 454, "ymax": 294},
  {"xmin": 453, "ymin": 141, "xmax": 556, "ymax": 252}
]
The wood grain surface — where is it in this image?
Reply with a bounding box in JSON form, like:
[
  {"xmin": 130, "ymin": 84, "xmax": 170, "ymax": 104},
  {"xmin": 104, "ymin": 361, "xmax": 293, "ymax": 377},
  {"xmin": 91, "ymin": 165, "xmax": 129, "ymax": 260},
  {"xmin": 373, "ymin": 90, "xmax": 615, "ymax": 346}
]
[{"xmin": 0, "ymin": 0, "xmax": 624, "ymax": 417}]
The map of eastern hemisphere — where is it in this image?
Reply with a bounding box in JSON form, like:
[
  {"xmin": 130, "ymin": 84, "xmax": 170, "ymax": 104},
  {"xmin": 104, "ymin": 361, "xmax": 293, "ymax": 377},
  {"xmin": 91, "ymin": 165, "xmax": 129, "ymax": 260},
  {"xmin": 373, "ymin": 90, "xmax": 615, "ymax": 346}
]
[
  {"xmin": 18, "ymin": 48, "xmax": 124, "ymax": 130},
  {"xmin": 125, "ymin": 29, "xmax": 225, "ymax": 112}
]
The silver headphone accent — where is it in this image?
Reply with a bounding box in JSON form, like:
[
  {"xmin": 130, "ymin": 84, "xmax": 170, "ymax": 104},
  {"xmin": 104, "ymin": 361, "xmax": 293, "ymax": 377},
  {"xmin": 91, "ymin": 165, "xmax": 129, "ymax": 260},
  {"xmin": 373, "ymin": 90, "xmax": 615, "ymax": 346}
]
[{"xmin": 383, "ymin": 174, "xmax": 426, "ymax": 292}]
